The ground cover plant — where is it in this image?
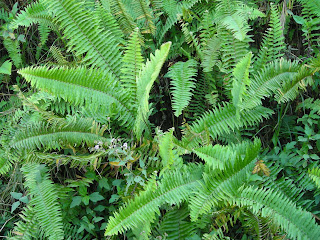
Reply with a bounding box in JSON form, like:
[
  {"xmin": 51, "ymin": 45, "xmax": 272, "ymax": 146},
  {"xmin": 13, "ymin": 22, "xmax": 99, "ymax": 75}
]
[{"xmin": 1, "ymin": 0, "xmax": 320, "ymax": 239}]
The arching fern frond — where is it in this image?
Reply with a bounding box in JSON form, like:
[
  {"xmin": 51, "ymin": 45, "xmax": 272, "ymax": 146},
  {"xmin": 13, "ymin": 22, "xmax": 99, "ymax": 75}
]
[
  {"xmin": 166, "ymin": 59, "xmax": 198, "ymax": 117},
  {"xmin": 132, "ymin": 0, "xmax": 156, "ymax": 35},
  {"xmin": 105, "ymin": 164, "xmax": 203, "ymax": 237},
  {"xmin": 189, "ymin": 139, "xmax": 260, "ymax": 221},
  {"xmin": 42, "ymin": 0, "xmax": 122, "ymax": 79},
  {"xmin": 3, "ymin": 38, "xmax": 22, "ymax": 68},
  {"xmin": 11, "ymin": 0, "xmax": 55, "ymax": 30},
  {"xmin": 189, "ymin": 102, "xmax": 273, "ymax": 141},
  {"xmin": 18, "ymin": 66, "xmax": 135, "ymax": 128},
  {"xmin": 11, "ymin": 117, "xmax": 107, "ymax": 151},
  {"xmin": 234, "ymin": 186, "xmax": 320, "ymax": 240}
]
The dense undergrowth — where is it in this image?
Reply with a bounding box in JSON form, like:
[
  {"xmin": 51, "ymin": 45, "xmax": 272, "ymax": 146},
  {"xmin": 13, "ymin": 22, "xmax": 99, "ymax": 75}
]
[{"xmin": 1, "ymin": 0, "xmax": 320, "ymax": 239}]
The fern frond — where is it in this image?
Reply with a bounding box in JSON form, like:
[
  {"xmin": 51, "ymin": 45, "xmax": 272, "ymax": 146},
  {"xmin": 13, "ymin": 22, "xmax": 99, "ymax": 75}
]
[
  {"xmin": 95, "ymin": 1, "xmax": 125, "ymax": 44},
  {"xmin": 11, "ymin": 0, "xmax": 54, "ymax": 30},
  {"xmin": 254, "ymin": 4, "xmax": 285, "ymax": 71},
  {"xmin": 21, "ymin": 163, "xmax": 64, "ymax": 240},
  {"xmin": 202, "ymin": 36, "xmax": 221, "ymax": 72},
  {"xmin": 109, "ymin": 0, "xmax": 137, "ymax": 35},
  {"xmin": 166, "ymin": 59, "xmax": 198, "ymax": 117},
  {"xmin": 42, "ymin": 0, "xmax": 122, "ymax": 79},
  {"xmin": 11, "ymin": 117, "xmax": 107, "ymax": 151},
  {"xmin": 297, "ymin": 98, "xmax": 320, "ymax": 114},
  {"xmin": 105, "ymin": 164, "xmax": 203, "ymax": 236},
  {"xmin": 132, "ymin": 0, "xmax": 156, "ymax": 35},
  {"xmin": 156, "ymin": 206, "xmax": 196, "ymax": 240},
  {"xmin": 189, "ymin": 139, "xmax": 260, "ymax": 221},
  {"xmin": 49, "ymin": 46, "xmax": 69, "ymax": 66},
  {"xmin": 3, "ymin": 38, "xmax": 22, "ymax": 68},
  {"xmin": 309, "ymin": 167, "xmax": 320, "ymax": 189},
  {"xmin": 121, "ymin": 28, "xmax": 144, "ymax": 106},
  {"xmin": 18, "ymin": 66, "xmax": 135, "ymax": 128},
  {"xmin": 231, "ymin": 52, "xmax": 252, "ymax": 114},
  {"xmin": 134, "ymin": 42, "xmax": 171, "ymax": 138},
  {"xmin": 234, "ymin": 186, "xmax": 320, "ymax": 240},
  {"xmin": 243, "ymin": 59, "xmax": 302, "ymax": 109},
  {"xmin": 189, "ymin": 102, "xmax": 273, "ymax": 141}
]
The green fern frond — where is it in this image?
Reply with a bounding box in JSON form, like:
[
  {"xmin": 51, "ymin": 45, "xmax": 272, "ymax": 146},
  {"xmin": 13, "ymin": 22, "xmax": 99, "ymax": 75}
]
[
  {"xmin": 189, "ymin": 139, "xmax": 260, "ymax": 221},
  {"xmin": 297, "ymin": 98, "xmax": 320, "ymax": 114},
  {"xmin": 11, "ymin": 117, "xmax": 107, "ymax": 151},
  {"xmin": 132, "ymin": 0, "xmax": 156, "ymax": 35},
  {"xmin": 156, "ymin": 206, "xmax": 196, "ymax": 240},
  {"xmin": 254, "ymin": 4, "xmax": 285, "ymax": 71},
  {"xmin": 105, "ymin": 164, "xmax": 203, "ymax": 237},
  {"xmin": 234, "ymin": 186, "xmax": 320, "ymax": 240},
  {"xmin": 42, "ymin": 0, "xmax": 122, "ymax": 79},
  {"xmin": 49, "ymin": 46, "xmax": 69, "ymax": 66},
  {"xmin": 134, "ymin": 42, "xmax": 171, "ymax": 138},
  {"xmin": 231, "ymin": 52, "xmax": 252, "ymax": 115},
  {"xmin": 3, "ymin": 38, "xmax": 22, "ymax": 68},
  {"xmin": 95, "ymin": 1, "xmax": 125, "ymax": 44},
  {"xmin": 309, "ymin": 167, "xmax": 320, "ymax": 189},
  {"xmin": 109, "ymin": 0, "xmax": 137, "ymax": 35},
  {"xmin": 243, "ymin": 59, "xmax": 302, "ymax": 109},
  {"xmin": 193, "ymin": 144, "xmax": 235, "ymax": 170},
  {"xmin": 298, "ymin": 0, "xmax": 320, "ymax": 18},
  {"xmin": 121, "ymin": 28, "xmax": 144, "ymax": 106},
  {"xmin": 189, "ymin": 102, "xmax": 273, "ymax": 141},
  {"xmin": 21, "ymin": 163, "xmax": 64, "ymax": 240},
  {"xmin": 202, "ymin": 36, "xmax": 221, "ymax": 72},
  {"xmin": 166, "ymin": 59, "xmax": 198, "ymax": 117},
  {"xmin": 11, "ymin": 0, "xmax": 54, "ymax": 30},
  {"xmin": 18, "ymin": 66, "xmax": 135, "ymax": 128}
]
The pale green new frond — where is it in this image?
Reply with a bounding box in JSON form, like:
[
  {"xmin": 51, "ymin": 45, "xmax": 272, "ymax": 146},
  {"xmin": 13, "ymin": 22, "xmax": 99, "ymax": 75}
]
[
  {"xmin": 134, "ymin": 42, "xmax": 171, "ymax": 138},
  {"xmin": 231, "ymin": 52, "xmax": 252, "ymax": 113},
  {"xmin": 189, "ymin": 139, "xmax": 260, "ymax": 221},
  {"xmin": 18, "ymin": 66, "xmax": 135, "ymax": 128},
  {"xmin": 105, "ymin": 164, "xmax": 203, "ymax": 236},
  {"xmin": 189, "ymin": 102, "xmax": 273, "ymax": 140},
  {"xmin": 11, "ymin": 0, "xmax": 55, "ymax": 30},
  {"xmin": 21, "ymin": 163, "xmax": 64, "ymax": 240},
  {"xmin": 308, "ymin": 167, "xmax": 320, "ymax": 189},
  {"xmin": 121, "ymin": 28, "xmax": 144, "ymax": 105},
  {"xmin": 167, "ymin": 59, "xmax": 198, "ymax": 117},
  {"xmin": 42, "ymin": 0, "xmax": 122, "ymax": 79},
  {"xmin": 297, "ymin": 98, "xmax": 320, "ymax": 114},
  {"xmin": 221, "ymin": 14, "xmax": 249, "ymax": 41},
  {"xmin": 254, "ymin": 4, "xmax": 285, "ymax": 71},
  {"xmin": 234, "ymin": 186, "xmax": 320, "ymax": 240},
  {"xmin": 11, "ymin": 117, "xmax": 107, "ymax": 151}
]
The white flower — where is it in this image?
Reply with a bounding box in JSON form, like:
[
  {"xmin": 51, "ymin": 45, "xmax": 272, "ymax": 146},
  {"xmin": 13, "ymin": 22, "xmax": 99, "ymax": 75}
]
[
  {"xmin": 94, "ymin": 145, "xmax": 100, "ymax": 150},
  {"xmin": 123, "ymin": 143, "xmax": 128, "ymax": 150}
]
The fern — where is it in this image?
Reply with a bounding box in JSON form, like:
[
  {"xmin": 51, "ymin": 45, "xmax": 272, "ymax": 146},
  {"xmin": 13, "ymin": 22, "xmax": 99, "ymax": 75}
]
[
  {"xmin": 234, "ymin": 186, "xmax": 320, "ymax": 240},
  {"xmin": 189, "ymin": 139, "xmax": 260, "ymax": 221},
  {"xmin": 231, "ymin": 52, "xmax": 252, "ymax": 115},
  {"xmin": 121, "ymin": 28, "xmax": 144, "ymax": 106},
  {"xmin": 134, "ymin": 42, "xmax": 171, "ymax": 138},
  {"xmin": 132, "ymin": 0, "xmax": 156, "ymax": 35},
  {"xmin": 3, "ymin": 38, "xmax": 22, "ymax": 68},
  {"xmin": 166, "ymin": 59, "xmax": 198, "ymax": 117},
  {"xmin": 18, "ymin": 66, "xmax": 135, "ymax": 128},
  {"xmin": 189, "ymin": 102, "xmax": 273, "ymax": 141},
  {"xmin": 20, "ymin": 163, "xmax": 64, "ymax": 240},
  {"xmin": 42, "ymin": 0, "xmax": 122, "ymax": 79},
  {"xmin": 108, "ymin": 0, "xmax": 137, "ymax": 35},
  {"xmin": 105, "ymin": 164, "xmax": 203, "ymax": 236},
  {"xmin": 11, "ymin": 117, "xmax": 107, "ymax": 151},
  {"xmin": 254, "ymin": 4, "xmax": 285, "ymax": 71},
  {"xmin": 11, "ymin": 0, "xmax": 55, "ymax": 30},
  {"xmin": 309, "ymin": 167, "xmax": 320, "ymax": 189}
]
